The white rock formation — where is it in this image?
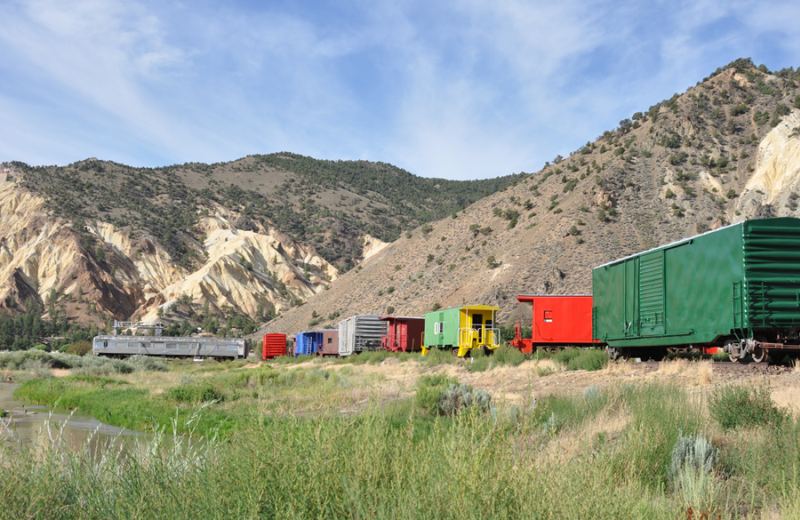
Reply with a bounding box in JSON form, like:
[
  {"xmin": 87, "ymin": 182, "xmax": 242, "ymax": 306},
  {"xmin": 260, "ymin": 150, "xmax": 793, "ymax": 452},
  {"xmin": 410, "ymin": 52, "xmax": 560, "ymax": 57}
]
[{"xmin": 737, "ymin": 110, "xmax": 800, "ymax": 218}]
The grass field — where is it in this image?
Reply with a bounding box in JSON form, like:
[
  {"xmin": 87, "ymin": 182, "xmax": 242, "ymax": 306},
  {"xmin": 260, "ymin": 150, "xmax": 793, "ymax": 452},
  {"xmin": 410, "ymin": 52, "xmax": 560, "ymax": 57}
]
[{"xmin": 2, "ymin": 351, "xmax": 800, "ymax": 519}]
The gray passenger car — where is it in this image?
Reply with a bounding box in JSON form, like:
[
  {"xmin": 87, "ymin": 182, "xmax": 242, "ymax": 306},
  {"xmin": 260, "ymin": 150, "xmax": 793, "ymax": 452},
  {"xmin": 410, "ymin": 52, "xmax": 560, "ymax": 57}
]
[{"xmin": 92, "ymin": 335, "xmax": 249, "ymax": 359}]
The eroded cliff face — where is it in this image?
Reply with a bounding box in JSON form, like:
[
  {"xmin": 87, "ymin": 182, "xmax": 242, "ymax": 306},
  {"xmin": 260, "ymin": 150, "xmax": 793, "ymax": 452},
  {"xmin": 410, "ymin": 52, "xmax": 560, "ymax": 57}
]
[
  {"xmin": 136, "ymin": 204, "xmax": 339, "ymax": 321},
  {"xmin": 737, "ymin": 110, "xmax": 800, "ymax": 218},
  {"xmin": 0, "ymin": 173, "xmax": 338, "ymax": 324}
]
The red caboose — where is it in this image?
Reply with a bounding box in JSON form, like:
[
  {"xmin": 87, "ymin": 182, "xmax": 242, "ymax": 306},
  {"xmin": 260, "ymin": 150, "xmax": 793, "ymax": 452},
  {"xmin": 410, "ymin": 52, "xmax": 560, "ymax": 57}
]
[
  {"xmin": 380, "ymin": 316, "xmax": 424, "ymax": 352},
  {"xmin": 511, "ymin": 295, "xmax": 598, "ymax": 354},
  {"xmin": 262, "ymin": 333, "xmax": 287, "ymax": 359}
]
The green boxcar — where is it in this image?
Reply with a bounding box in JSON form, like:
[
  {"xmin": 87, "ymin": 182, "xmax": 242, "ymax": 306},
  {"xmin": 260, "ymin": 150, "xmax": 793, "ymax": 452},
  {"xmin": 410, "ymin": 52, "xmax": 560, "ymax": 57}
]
[
  {"xmin": 423, "ymin": 305, "xmax": 500, "ymax": 357},
  {"xmin": 592, "ymin": 218, "xmax": 800, "ymax": 361}
]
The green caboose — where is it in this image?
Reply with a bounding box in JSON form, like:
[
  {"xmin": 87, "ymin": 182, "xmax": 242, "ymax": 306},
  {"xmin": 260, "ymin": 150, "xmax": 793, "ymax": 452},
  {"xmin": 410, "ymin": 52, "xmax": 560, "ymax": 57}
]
[
  {"xmin": 592, "ymin": 217, "xmax": 800, "ymax": 362},
  {"xmin": 423, "ymin": 305, "xmax": 501, "ymax": 357}
]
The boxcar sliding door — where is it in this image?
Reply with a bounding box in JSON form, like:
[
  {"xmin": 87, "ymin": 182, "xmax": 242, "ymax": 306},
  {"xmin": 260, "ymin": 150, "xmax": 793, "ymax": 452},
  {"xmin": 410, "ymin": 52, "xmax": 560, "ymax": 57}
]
[
  {"xmin": 639, "ymin": 251, "xmax": 666, "ymax": 336},
  {"xmin": 623, "ymin": 258, "xmax": 639, "ymax": 338}
]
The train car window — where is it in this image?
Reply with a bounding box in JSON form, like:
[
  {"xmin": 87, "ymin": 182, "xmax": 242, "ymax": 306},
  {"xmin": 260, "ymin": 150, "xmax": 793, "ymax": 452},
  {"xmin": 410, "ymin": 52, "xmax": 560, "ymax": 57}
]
[
  {"xmin": 440, "ymin": 322, "xmax": 444, "ymax": 334},
  {"xmin": 328, "ymin": 338, "xmax": 332, "ymax": 344},
  {"xmin": 166, "ymin": 343, "xmax": 177, "ymax": 349},
  {"xmin": 103, "ymin": 341, "xmax": 108, "ymax": 347},
  {"xmin": 434, "ymin": 323, "xmax": 440, "ymax": 334},
  {"xmin": 544, "ymin": 311, "xmax": 553, "ymax": 323}
]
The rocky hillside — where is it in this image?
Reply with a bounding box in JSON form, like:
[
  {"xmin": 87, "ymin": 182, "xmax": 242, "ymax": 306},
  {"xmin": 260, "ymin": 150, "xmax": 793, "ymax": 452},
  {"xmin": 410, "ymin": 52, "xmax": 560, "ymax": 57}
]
[
  {"xmin": 13, "ymin": 154, "xmax": 523, "ymax": 272},
  {"xmin": 263, "ymin": 59, "xmax": 800, "ymax": 334},
  {"xmin": 0, "ymin": 155, "xmax": 520, "ymax": 330},
  {"xmin": 0, "ymin": 171, "xmax": 337, "ymax": 327}
]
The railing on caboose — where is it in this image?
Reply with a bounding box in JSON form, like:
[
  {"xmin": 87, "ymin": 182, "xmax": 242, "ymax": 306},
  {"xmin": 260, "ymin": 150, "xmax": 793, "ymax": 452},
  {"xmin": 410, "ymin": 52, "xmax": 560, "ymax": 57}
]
[
  {"xmin": 458, "ymin": 327, "xmax": 500, "ymax": 349},
  {"xmin": 383, "ymin": 331, "xmax": 408, "ymax": 351}
]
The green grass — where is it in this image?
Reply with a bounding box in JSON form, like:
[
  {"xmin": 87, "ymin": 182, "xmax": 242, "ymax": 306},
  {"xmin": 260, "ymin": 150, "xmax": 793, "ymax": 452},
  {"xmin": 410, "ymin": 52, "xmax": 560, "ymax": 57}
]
[
  {"xmin": 553, "ymin": 347, "xmax": 608, "ymax": 370},
  {"xmin": 5, "ymin": 380, "xmax": 800, "ymax": 518},
  {"xmin": 3, "ymin": 375, "xmax": 800, "ymax": 518},
  {"xmin": 12, "ymin": 363, "xmax": 377, "ymax": 438},
  {"xmin": 14, "ymin": 376, "xmax": 236, "ymax": 437}
]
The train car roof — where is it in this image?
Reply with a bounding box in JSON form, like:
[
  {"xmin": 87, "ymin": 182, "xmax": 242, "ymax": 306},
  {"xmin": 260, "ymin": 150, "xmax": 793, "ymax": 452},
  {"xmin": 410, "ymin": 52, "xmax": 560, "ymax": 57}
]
[
  {"xmin": 517, "ymin": 294, "xmax": 591, "ymax": 302},
  {"xmin": 379, "ymin": 316, "xmax": 424, "ymax": 321},
  {"xmin": 590, "ymin": 219, "xmax": 769, "ymax": 269},
  {"xmin": 424, "ymin": 305, "xmax": 500, "ymax": 314},
  {"xmin": 93, "ymin": 335, "xmax": 245, "ymax": 341}
]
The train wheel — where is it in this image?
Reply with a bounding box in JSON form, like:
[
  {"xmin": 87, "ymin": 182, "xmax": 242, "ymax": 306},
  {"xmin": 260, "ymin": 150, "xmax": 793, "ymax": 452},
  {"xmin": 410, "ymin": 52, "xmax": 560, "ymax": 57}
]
[
  {"xmin": 751, "ymin": 345, "xmax": 767, "ymax": 364},
  {"xmin": 724, "ymin": 341, "xmax": 741, "ymax": 363}
]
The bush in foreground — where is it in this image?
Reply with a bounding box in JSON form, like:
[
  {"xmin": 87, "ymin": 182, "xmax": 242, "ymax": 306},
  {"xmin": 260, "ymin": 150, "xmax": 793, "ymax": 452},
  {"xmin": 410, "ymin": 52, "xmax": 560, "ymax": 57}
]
[{"xmin": 708, "ymin": 384, "xmax": 787, "ymax": 430}]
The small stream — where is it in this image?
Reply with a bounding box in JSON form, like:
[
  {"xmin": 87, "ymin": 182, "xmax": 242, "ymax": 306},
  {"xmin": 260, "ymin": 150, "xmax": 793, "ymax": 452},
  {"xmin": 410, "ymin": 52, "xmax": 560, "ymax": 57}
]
[{"xmin": 0, "ymin": 383, "xmax": 152, "ymax": 450}]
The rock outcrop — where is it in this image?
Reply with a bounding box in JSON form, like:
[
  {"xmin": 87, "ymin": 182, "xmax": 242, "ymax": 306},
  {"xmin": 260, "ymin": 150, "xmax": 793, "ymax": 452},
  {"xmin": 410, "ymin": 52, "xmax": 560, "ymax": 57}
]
[{"xmin": 737, "ymin": 110, "xmax": 800, "ymax": 218}]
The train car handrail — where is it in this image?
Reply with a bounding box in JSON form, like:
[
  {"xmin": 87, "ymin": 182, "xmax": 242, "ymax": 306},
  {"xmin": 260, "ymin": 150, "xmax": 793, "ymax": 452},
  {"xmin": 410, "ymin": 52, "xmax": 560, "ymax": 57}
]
[{"xmin": 458, "ymin": 327, "xmax": 500, "ymax": 348}]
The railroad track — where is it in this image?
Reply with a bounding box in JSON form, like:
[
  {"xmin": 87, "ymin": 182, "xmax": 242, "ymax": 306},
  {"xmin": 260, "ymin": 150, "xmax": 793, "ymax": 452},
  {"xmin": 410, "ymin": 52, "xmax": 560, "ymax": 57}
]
[{"xmin": 639, "ymin": 360, "xmax": 794, "ymax": 375}]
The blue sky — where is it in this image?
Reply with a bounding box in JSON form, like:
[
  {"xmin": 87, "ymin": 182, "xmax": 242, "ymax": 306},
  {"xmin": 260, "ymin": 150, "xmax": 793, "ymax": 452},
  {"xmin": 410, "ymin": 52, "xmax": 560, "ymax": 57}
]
[{"xmin": 1, "ymin": 0, "xmax": 799, "ymax": 180}]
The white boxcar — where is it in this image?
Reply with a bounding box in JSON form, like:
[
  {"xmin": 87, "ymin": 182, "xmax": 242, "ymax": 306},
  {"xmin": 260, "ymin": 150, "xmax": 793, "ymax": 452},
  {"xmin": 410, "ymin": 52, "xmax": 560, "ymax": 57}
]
[{"xmin": 337, "ymin": 315, "xmax": 387, "ymax": 356}]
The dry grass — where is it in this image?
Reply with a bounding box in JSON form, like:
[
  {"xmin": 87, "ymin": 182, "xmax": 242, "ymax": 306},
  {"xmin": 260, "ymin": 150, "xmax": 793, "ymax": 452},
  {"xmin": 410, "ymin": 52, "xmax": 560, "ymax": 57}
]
[
  {"xmin": 604, "ymin": 360, "xmax": 641, "ymax": 376},
  {"xmin": 527, "ymin": 359, "xmax": 563, "ymax": 375},
  {"xmin": 648, "ymin": 360, "xmax": 714, "ymax": 386},
  {"xmin": 657, "ymin": 359, "xmax": 689, "ymax": 375},
  {"xmin": 538, "ymin": 408, "xmax": 631, "ymax": 466},
  {"xmin": 698, "ymin": 362, "xmax": 713, "ymax": 385},
  {"xmin": 771, "ymin": 385, "xmax": 800, "ymax": 416}
]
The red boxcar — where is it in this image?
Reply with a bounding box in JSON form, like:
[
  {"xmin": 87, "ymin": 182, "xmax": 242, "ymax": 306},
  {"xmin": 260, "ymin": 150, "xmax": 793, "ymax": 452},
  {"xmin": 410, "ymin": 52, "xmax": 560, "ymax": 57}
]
[
  {"xmin": 316, "ymin": 329, "xmax": 339, "ymax": 356},
  {"xmin": 262, "ymin": 333, "xmax": 287, "ymax": 359},
  {"xmin": 380, "ymin": 316, "xmax": 424, "ymax": 352},
  {"xmin": 511, "ymin": 295, "xmax": 598, "ymax": 354}
]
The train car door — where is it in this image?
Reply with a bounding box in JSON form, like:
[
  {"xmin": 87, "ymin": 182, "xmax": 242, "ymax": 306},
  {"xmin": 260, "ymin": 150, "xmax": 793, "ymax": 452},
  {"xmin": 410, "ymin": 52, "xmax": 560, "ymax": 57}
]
[
  {"xmin": 639, "ymin": 251, "xmax": 665, "ymax": 336},
  {"xmin": 623, "ymin": 258, "xmax": 639, "ymax": 337},
  {"xmin": 472, "ymin": 313, "xmax": 483, "ymax": 342}
]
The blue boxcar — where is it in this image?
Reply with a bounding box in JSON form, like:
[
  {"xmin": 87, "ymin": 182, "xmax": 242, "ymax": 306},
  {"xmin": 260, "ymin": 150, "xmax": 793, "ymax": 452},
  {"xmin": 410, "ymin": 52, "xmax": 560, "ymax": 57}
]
[{"xmin": 295, "ymin": 331, "xmax": 323, "ymax": 357}]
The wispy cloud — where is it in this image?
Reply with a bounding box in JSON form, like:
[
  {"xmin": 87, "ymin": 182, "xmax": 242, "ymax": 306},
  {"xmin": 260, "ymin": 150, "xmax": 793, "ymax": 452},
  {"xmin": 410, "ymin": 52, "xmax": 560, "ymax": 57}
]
[{"xmin": 0, "ymin": 0, "xmax": 798, "ymax": 178}]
